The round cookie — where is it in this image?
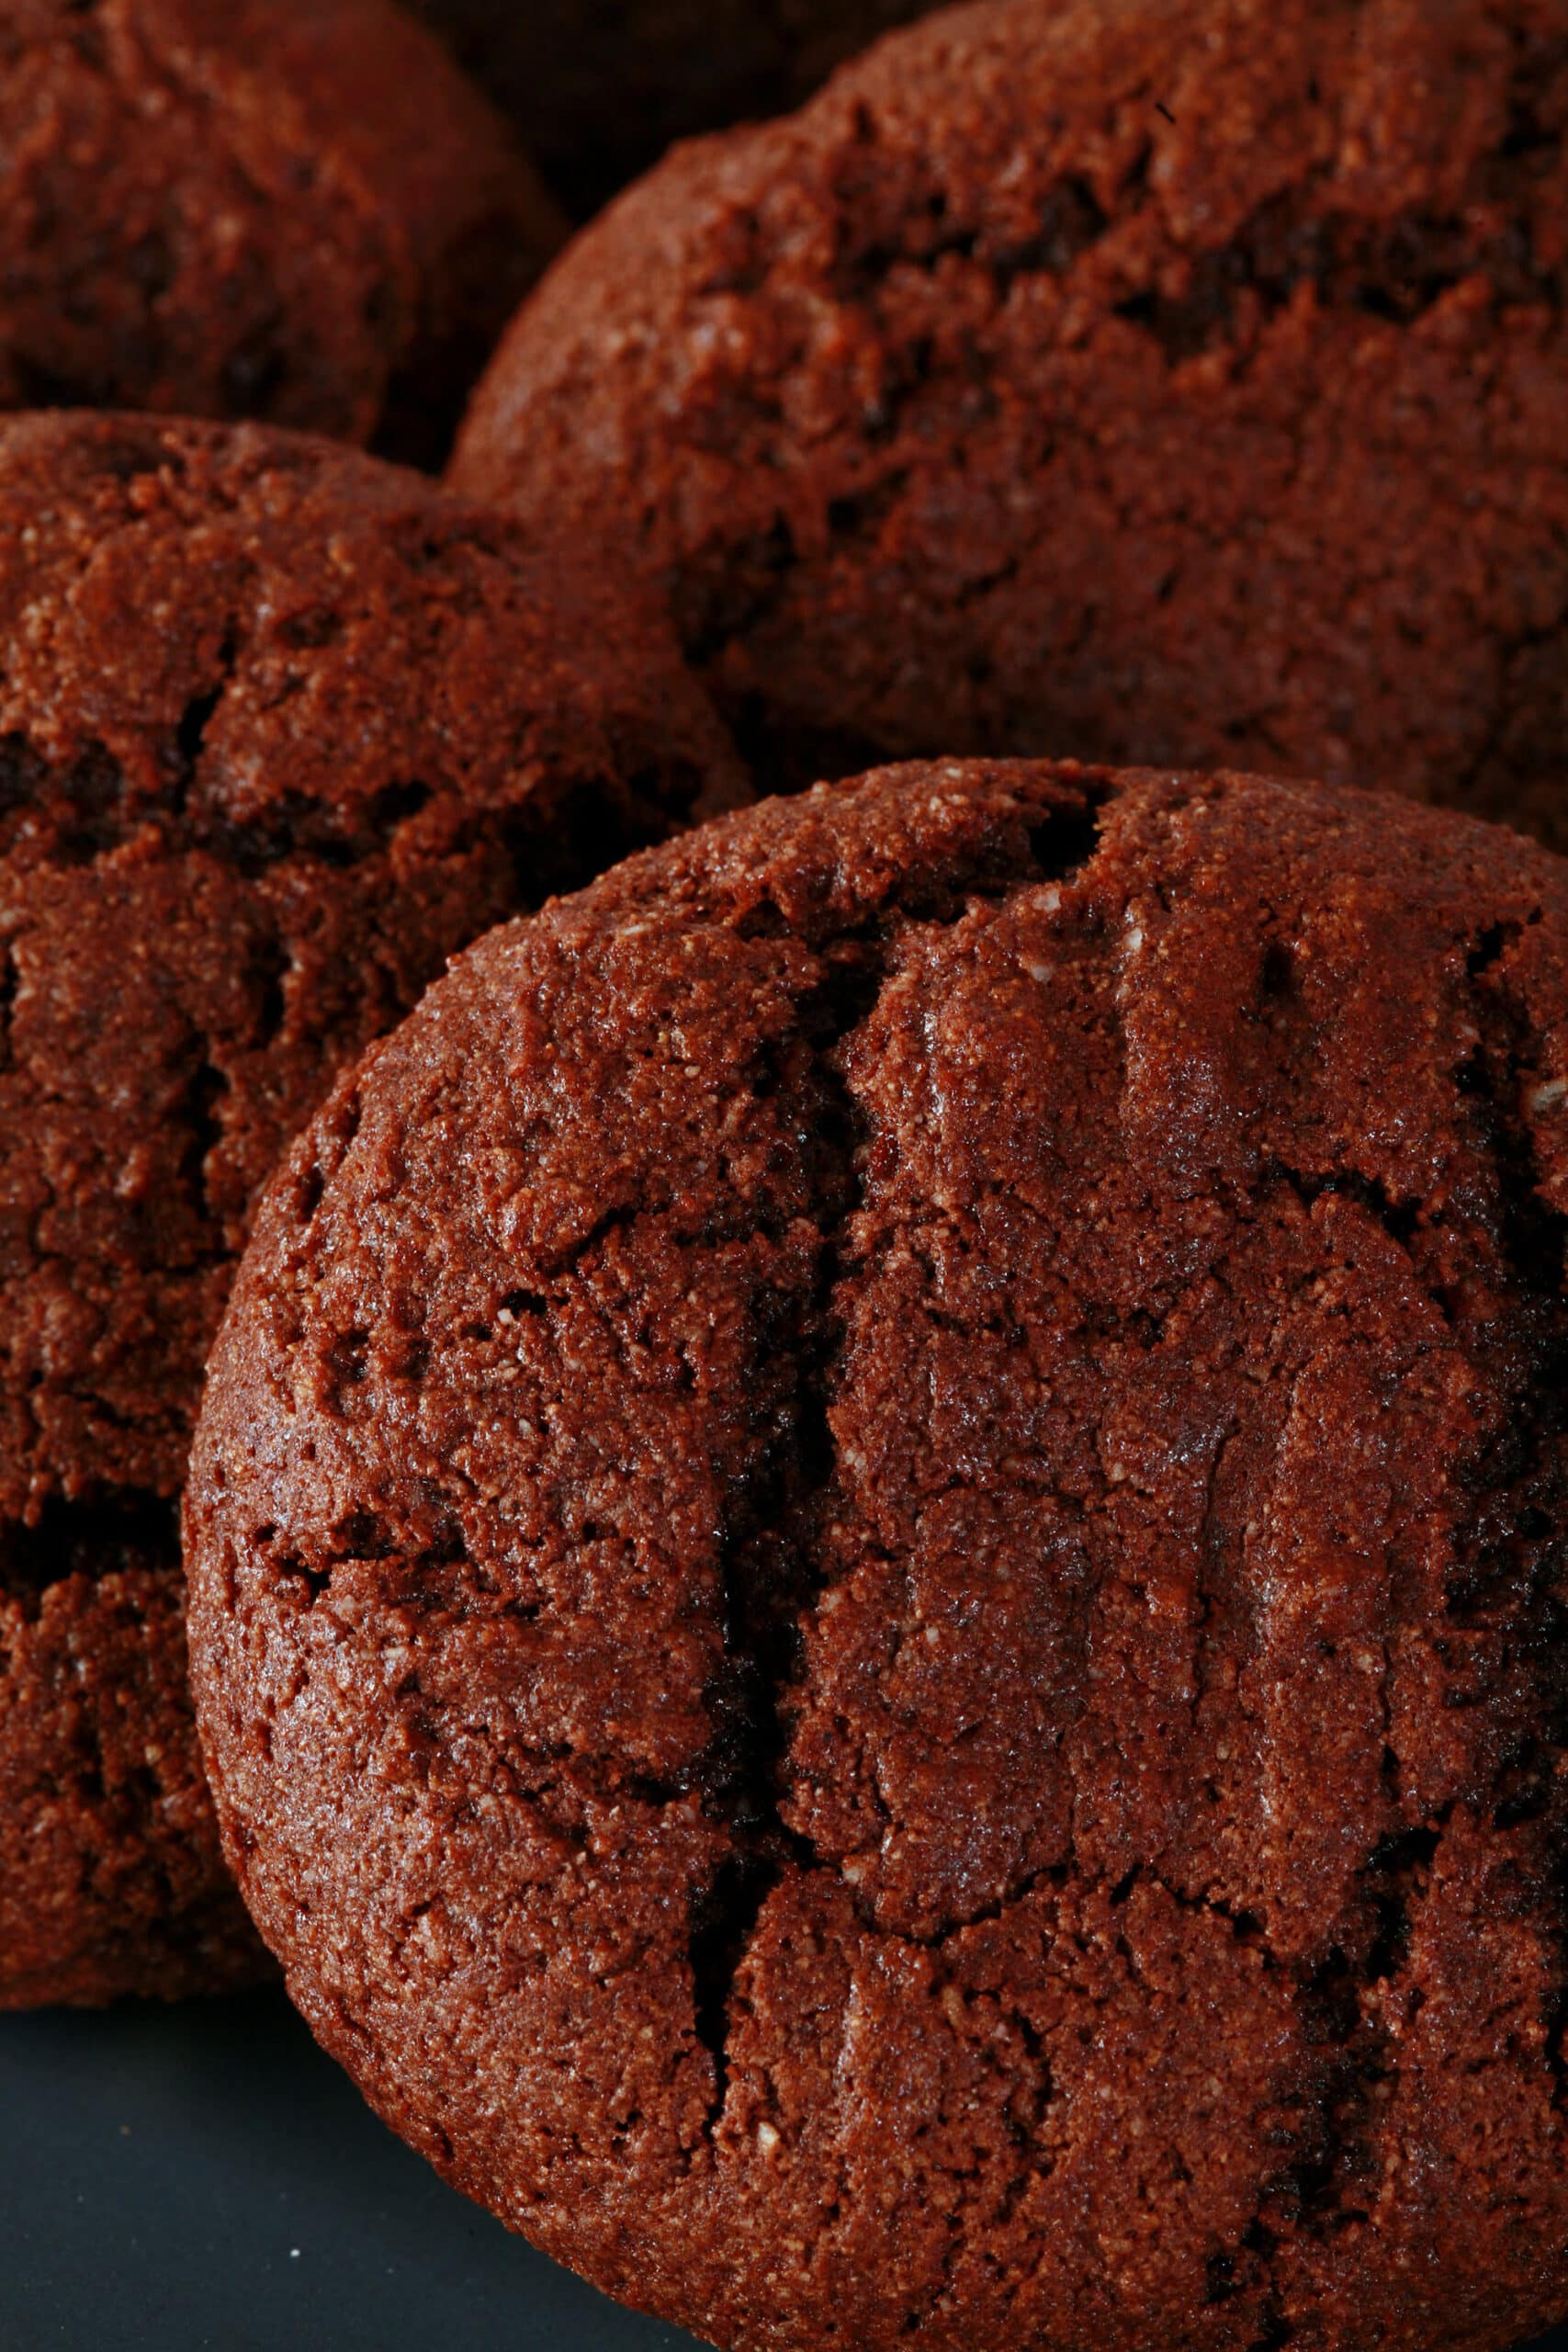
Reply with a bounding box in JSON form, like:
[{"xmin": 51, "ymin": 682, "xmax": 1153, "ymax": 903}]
[
  {"xmin": 406, "ymin": 0, "xmax": 947, "ymax": 221},
  {"xmin": 453, "ymin": 0, "xmax": 1568, "ymax": 835},
  {"xmin": 0, "ymin": 408, "xmax": 738, "ymax": 2008},
  {"xmin": 189, "ymin": 758, "xmax": 1568, "ymax": 2349},
  {"xmin": 0, "ymin": 0, "xmax": 563, "ymax": 466}
]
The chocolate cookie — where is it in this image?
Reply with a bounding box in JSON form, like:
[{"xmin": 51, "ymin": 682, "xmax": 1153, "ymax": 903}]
[
  {"xmin": 0, "ymin": 0, "xmax": 564, "ymax": 466},
  {"xmin": 188, "ymin": 758, "xmax": 1568, "ymax": 2348},
  {"xmin": 0, "ymin": 409, "xmax": 738, "ymax": 2008},
  {"xmin": 406, "ymin": 0, "xmax": 946, "ymax": 220},
  {"xmin": 453, "ymin": 0, "xmax": 1568, "ymax": 836}
]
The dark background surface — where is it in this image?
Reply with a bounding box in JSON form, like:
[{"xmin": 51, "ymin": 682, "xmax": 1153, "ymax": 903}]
[
  {"xmin": 2, "ymin": 1985, "xmax": 1565, "ymax": 2352},
  {"xmin": 0, "ymin": 1989, "xmax": 698, "ymax": 2352}
]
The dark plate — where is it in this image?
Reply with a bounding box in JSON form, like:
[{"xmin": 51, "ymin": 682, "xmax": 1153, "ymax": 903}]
[{"xmin": 1, "ymin": 1988, "xmax": 1564, "ymax": 2352}]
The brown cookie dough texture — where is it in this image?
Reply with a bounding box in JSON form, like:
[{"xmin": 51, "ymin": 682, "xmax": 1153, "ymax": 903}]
[
  {"xmin": 189, "ymin": 760, "xmax": 1568, "ymax": 2348},
  {"xmin": 0, "ymin": 409, "xmax": 739, "ymax": 2008},
  {"xmin": 406, "ymin": 0, "xmax": 946, "ymax": 220},
  {"xmin": 0, "ymin": 0, "xmax": 565, "ymax": 466},
  {"xmin": 453, "ymin": 0, "xmax": 1568, "ymax": 836}
]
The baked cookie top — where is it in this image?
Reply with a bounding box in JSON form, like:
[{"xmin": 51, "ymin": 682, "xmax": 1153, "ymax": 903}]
[
  {"xmin": 0, "ymin": 0, "xmax": 563, "ymax": 462},
  {"xmin": 0, "ymin": 408, "xmax": 736, "ymax": 2006},
  {"xmin": 454, "ymin": 0, "xmax": 1568, "ymax": 832},
  {"xmin": 189, "ymin": 756, "xmax": 1568, "ymax": 2349}
]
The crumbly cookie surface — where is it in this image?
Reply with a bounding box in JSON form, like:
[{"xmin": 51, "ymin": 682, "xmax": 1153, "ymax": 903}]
[
  {"xmin": 454, "ymin": 0, "xmax": 1568, "ymax": 832},
  {"xmin": 0, "ymin": 408, "xmax": 736, "ymax": 2006},
  {"xmin": 191, "ymin": 759, "xmax": 1568, "ymax": 2348},
  {"xmin": 0, "ymin": 0, "xmax": 562, "ymax": 462}
]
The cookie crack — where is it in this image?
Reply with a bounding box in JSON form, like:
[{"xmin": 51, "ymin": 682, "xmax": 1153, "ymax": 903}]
[
  {"xmin": 1447, "ymin": 944, "xmax": 1568, "ymax": 1645},
  {"xmin": 2, "ymin": 703, "xmax": 629, "ymax": 885},
  {"xmin": 686, "ymin": 793, "xmax": 1106, "ymax": 2131},
  {"xmin": 171, "ymin": 626, "xmax": 240, "ymax": 810},
  {"xmin": 1110, "ymin": 187, "xmax": 1553, "ymax": 366},
  {"xmin": 0, "ymin": 1487, "xmax": 181, "ymax": 1611},
  {"xmin": 1224, "ymin": 931, "xmax": 1568, "ymax": 2299},
  {"xmin": 1450, "ymin": 950, "xmax": 1568, "ymax": 2103},
  {"xmin": 685, "ymin": 936, "xmax": 885, "ymax": 2128},
  {"xmin": 0, "ymin": 935, "xmax": 15, "ymax": 1074}
]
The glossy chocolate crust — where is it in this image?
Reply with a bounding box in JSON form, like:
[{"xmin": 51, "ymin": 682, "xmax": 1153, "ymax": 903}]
[
  {"xmin": 0, "ymin": 409, "xmax": 737, "ymax": 2006},
  {"xmin": 453, "ymin": 0, "xmax": 1568, "ymax": 833},
  {"xmin": 0, "ymin": 0, "xmax": 564, "ymax": 465},
  {"xmin": 191, "ymin": 759, "xmax": 1568, "ymax": 2348}
]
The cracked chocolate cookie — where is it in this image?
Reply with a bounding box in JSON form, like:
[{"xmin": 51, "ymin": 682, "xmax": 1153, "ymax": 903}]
[
  {"xmin": 188, "ymin": 758, "xmax": 1568, "ymax": 2348},
  {"xmin": 0, "ymin": 408, "xmax": 738, "ymax": 2007},
  {"xmin": 0, "ymin": 0, "xmax": 564, "ymax": 466},
  {"xmin": 453, "ymin": 0, "xmax": 1568, "ymax": 837},
  {"xmin": 405, "ymin": 0, "xmax": 947, "ymax": 220}
]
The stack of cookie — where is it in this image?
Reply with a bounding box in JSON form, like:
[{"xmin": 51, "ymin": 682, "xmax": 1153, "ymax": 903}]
[{"xmin": 4, "ymin": 4, "xmax": 1567, "ymax": 2350}]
